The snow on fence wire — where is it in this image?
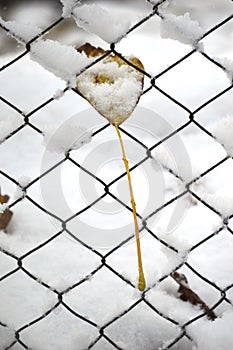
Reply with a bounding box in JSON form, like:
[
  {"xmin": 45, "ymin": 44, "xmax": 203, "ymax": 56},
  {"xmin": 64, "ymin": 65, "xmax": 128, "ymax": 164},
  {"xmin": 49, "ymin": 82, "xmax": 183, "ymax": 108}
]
[{"xmin": 0, "ymin": 1, "xmax": 233, "ymax": 349}]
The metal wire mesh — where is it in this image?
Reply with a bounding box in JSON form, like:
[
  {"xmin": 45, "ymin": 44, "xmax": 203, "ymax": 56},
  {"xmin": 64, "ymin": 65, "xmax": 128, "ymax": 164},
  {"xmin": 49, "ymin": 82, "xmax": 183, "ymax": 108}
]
[{"xmin": 0, "ymin": 1, "xmax": 233, "ymax": 349}]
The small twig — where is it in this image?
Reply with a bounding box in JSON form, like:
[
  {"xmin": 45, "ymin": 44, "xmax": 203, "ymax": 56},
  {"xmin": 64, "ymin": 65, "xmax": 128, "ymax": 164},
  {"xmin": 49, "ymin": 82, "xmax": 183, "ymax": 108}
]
[{"xmin": 171, "ymin": 271, "xmax": 217, "ymax": 321}]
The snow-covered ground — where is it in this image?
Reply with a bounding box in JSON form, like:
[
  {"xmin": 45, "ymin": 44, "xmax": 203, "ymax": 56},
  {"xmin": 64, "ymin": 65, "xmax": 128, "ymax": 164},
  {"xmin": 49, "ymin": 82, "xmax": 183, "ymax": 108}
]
[{"xmin": 0, "ymin": 0, "xmax": 233, "ymax": 349}]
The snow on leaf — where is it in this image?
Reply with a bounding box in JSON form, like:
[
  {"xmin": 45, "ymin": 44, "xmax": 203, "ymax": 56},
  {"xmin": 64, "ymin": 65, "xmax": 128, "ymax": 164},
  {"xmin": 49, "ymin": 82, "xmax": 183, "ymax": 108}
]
[
  {"xmin": 0, "ymin": 17, "xmax": 42, "ymax": 44},
  {"xmin": 30, "ymin": 39, "xmax": 94, "ymax": 84},
  {"xmin": 72, "ymin": 4, "xmax": 132, "ymax": 43},
  {"xmin": 76, "ymin": 43, "xmax": 144, "ymax": 126},
  {"xmin": 212, "ymin": 115, "xmax": 233, "ymax": 156},
  {"xmin": 160, "ymin": 12, "xmax": 204, "ymax": 46}
]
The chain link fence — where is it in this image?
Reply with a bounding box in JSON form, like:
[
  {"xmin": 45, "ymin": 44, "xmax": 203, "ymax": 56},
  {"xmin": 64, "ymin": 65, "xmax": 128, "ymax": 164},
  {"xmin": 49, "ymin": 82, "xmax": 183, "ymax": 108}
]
[{"xmin": 0, "ymin": 1, "xmax": 233, "ymax": 349}]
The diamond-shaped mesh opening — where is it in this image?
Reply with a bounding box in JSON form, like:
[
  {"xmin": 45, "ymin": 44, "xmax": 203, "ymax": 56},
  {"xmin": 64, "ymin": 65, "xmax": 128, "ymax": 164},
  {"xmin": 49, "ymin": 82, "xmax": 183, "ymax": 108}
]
[
  {"xmin": 116, "ymin": 14, "xmax": 192, "ymax": 76},
  {"xmin": 155, "ymin": 51, "xmax": 230, "ymax": 110},
  {"xmin": 105, "ymin": 302, "xmax": 180, "ymax": 350},
  {"xmin": 64, "ymin": 268, "xmax": 135, "ymax": 326},
  {"xmin": 140, "ymin": 86, "xmax": 189, "ymax": 129},
  {"xmin": 200, "ymin": 15, "xmax": 233, "ymax": 55},
  {"xmin": 0, "ymin": 199, "xmax": 59, "ymax": 256},
  {"xmin": 0, "ymin": 1, "xmax": 233, "ymax": 349},
  {"xmin": 0, "ymin": 270, "xmax": 56, "ymax": 329},
  {"xmin": 188, "ymin": 229, "xmax": 233, "ymax": 289},
  {"xmin": 20, "ymin": 305, "xmax": 99, "ymax": 350},
  {"xmin": 23, "ymin": 234, "xmax": 101, "ymax": 292},
  {"xmin": 29, "ymin": 90, "xmax": 88, "ymax": 130},
  {"xmin": 0, "ymin": 126, "xmax": 44, "ymax": 179},
  {"xmin": 0, "ymin": 55, "xmax": 65, "ymax": 111}
]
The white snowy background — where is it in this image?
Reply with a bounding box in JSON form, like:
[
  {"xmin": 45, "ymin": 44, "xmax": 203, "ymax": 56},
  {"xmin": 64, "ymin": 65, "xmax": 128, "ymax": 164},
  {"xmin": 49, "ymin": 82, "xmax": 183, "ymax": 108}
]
[{"xmin": 0, "ymin": 0, "xmax": 233, "ymax": 349}]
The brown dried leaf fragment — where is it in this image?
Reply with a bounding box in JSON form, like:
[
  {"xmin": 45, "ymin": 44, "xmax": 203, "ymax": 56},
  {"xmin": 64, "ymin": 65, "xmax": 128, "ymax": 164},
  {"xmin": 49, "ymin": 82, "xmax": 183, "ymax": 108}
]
[
  {"xmin": 77, "ymin": 43, "xmax": 144, "ymax": 71},
  {"xmin": 0, "ymin": 195, "xmax": 10, "ymax": 204},
  {"xmin": 77, "ymin": 43, "xmax": 106, "ymax": 57},
  {"xmin": 171, "ymin": 271, "xmax": 217, "ymax": 321},
  {"xmin": 0, "ymin": 193, "xmax": 13, "ymax": 232}
]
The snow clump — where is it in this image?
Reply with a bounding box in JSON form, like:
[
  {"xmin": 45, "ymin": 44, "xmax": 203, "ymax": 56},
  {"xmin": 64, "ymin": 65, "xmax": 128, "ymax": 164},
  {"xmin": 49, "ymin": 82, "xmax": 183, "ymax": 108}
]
[
  {"xmin": 0, "ymin": 17, "xmax": 41, "ymax": 43},
  {"xmin": 42, "ymin": 122, "xmax": 92, "ymax": 154},
  {"xmin": 160, "ymin": 12, "xmax": 204, "ymax": 46},
  {"xmin": 30, "ymin": 39, "xmax": 94, "ymax": 84},
  {"xmin": 73, "ymin": 4, "xmax": 132, "ymax": 43},
  {"xmin": 212, "ymin": 115, "xmax": 233, "ymax": 156},
  {"xmin": 214, "ymin": 57, "xmax": 233, "ymax": 82}
]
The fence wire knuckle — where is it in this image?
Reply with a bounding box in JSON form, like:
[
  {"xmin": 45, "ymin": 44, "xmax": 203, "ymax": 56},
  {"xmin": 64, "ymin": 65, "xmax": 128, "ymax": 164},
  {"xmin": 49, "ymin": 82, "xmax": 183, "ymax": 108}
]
[{"xmin": 0, "ymin": 1, "xmax": 233, "ymax": 349}]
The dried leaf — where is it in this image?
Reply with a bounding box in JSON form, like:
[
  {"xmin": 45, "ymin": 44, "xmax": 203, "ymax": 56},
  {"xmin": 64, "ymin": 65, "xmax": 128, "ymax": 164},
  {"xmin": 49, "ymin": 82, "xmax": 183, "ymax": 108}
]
[
  {"xmin": 0, "ymin": 193, "xmax": 13, "ymax": 231},
  {"xmin": 0, "ymin": 210, "xmax": 13, "ymax": 231},
  {"xmin": 0, "ymin": 194, "xmax": 10, "ymax": 204},
  {"xmin": 76, "ymin": 43, "xmax": 144, "ymax": 126},
  {"xmin": 171, "ymin": 272, "xmax": 217, "ymax": 321},
  {"xmin": 77, "ymin": 43, "xmax": 106, "ymax": 57},
  {"xmin": 77, "ymin": 43, "xmax": 146, "ymax": 290}
]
